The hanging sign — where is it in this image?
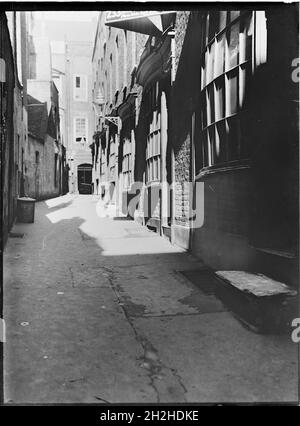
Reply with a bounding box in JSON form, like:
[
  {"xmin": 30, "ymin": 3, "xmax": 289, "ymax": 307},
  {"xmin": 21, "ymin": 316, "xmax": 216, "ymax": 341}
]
[{"xmin": 105, "ymin": 11, "xmax": 175, "ymax": 36}]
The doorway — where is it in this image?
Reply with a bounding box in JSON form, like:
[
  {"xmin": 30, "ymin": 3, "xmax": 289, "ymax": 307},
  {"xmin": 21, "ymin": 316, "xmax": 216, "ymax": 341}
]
[{"xmin": 77, "ymin": 163, "xmax": 92, "ymax": 194}]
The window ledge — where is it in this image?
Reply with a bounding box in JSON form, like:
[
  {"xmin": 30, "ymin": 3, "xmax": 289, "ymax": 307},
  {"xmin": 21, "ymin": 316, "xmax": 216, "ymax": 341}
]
[
  {"xmin": 195, "ymin": 159, "xmax": 250, "ymax": 179},
  {"xmin": 252, "ymin": 246, "xmax": 297, "ymax": 260}
]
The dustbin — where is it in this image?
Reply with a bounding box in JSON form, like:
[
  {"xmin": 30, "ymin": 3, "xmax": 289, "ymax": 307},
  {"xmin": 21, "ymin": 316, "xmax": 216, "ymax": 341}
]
[{"xmin": 17, "ymin": 197, "xmax": 36, "ymax": 223}]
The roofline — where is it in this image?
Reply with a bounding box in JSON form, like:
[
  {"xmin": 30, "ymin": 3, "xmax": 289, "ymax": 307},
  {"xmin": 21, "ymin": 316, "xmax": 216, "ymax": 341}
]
[
  {"xmin": 28, "ymin": 131, "xmax": 45, "ymax": 143},
  {"xmin": 52, "ymin": 67, "xmax": 65, "ymax": 76}
]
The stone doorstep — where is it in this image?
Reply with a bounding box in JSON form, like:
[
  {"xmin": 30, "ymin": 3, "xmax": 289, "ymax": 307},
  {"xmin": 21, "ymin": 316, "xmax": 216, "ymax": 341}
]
[
  {"xmin": 214, "ymin": 271, "xmax": 298, "ymax": 334},
  {"xmin": 215, "ymin": 271, "xmax": 297, "ymax": 298}
]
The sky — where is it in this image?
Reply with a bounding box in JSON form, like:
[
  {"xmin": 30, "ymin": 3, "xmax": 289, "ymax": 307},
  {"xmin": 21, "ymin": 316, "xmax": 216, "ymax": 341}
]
[
  {"xmin": 32, "ymin": 11, "xmax": 98, "ymax": 43},
  {"xmin": 40, "ymin": 11, "xmax": 98, "ymax": 22}
]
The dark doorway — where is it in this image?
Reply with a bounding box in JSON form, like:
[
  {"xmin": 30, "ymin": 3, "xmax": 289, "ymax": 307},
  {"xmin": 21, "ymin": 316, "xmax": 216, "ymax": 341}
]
[{"xmin": 77, "ymin": 163, "xmax": 92, "ymax": 194}]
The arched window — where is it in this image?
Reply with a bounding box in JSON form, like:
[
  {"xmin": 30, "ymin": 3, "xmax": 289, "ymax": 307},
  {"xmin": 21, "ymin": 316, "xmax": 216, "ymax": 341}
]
[{"xmin": 146, "ymin": 82, "xmax": 161, "ymax": 183}]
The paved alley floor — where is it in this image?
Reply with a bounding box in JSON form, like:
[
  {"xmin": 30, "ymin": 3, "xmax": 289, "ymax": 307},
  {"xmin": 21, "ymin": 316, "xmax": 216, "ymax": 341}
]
[{"xmin": 3, "ymin": 195, "xmax": 298, "ymax": 403}]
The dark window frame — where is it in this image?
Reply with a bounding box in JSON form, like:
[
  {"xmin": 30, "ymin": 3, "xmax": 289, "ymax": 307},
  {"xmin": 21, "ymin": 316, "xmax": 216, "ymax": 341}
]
[{"xmin": 198, "ymin": 10, "xmax": 261, "ymax": 174}]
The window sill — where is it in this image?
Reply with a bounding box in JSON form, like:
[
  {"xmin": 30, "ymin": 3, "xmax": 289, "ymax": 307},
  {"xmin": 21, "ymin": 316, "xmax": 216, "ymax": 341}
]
[
  {"xmin": 146, "ymin": 180, "xmax": 161, "ymax": 187},
  {"xmin": 195, "ymin": 159, "xmax": 250, "ymax": 179}
]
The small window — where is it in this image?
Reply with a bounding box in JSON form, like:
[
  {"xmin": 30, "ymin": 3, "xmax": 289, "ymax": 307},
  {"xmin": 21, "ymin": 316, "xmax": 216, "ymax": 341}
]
[
  {"xmin": 146, "ymin": 108, "xmax": 161, "ymax": 184},
  {"xmin": 74, "ymin": 75, "xmax": 87, "ymax": 101},
  {"xmin": 74, "ymin": 117, "xmax": 88, "ymax": 143},
  {"xmin": 35, "ymin": 151, "xmax": 39, "ymax": 164}
]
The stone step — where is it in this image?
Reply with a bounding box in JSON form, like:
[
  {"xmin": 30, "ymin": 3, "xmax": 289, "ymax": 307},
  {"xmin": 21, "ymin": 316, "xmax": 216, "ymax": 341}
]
[{"xmin": 214, "ymin": 271, "xmax": 298, "ymax": 334}]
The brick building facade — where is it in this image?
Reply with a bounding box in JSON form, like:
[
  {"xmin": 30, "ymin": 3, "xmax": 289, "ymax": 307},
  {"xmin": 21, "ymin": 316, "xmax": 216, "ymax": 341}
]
[
  {"xmin": 171, "ymin": 7, "xmax": 299, "ymax": 287},
  {"xmin": 90, "ymin": 7, "xmax": 299, "ymax": 288}
]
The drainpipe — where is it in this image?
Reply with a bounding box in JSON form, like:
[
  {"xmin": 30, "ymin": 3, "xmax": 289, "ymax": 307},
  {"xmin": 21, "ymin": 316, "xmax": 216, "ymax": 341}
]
[
  {"xmin": 168, "ymin": 29, "xmax": 176, "ymax": 85},
  {"xmin": 167, "ymin": 28, "xmax": 176, "ymax": 242}
]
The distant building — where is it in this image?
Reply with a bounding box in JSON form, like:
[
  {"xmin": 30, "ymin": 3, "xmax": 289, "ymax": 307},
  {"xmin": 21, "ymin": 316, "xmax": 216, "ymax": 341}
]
[
  {"xmin": 25, "ymin": 13, "xmax": 66, "ymax": 199},
  {"xmin": 65, "ymin": 40, "xmax": 94, "ymax": 194},
  {"xmin": 35, "ymin": 13, "xmax": 97, "ymax": 194},
  {"xmin": 25, "ymin": 92, "xmax": 63, "ymax": 200},
  {"xmin": 90, "ymin": 11, "xmax": 148, "ymax": 206}
]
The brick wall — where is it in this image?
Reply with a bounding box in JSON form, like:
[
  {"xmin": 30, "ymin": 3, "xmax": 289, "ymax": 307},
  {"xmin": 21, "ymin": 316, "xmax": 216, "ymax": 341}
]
[
  {"xmin": 174, "ymin": 11, "xmax": 191, "ymax": 79},
  {"xmin": 174, "ymin": 131, "xmax": 191, "ymax": 227},
  {"xmin": 25, "ymin": 135, "xmax": 61, "ymax": 200}
]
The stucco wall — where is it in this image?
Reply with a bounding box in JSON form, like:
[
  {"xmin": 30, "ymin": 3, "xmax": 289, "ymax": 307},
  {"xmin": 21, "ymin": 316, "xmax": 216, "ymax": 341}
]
[{"xmin": 25, "ymin": 135, "xmax": 61, "ymax": 200}]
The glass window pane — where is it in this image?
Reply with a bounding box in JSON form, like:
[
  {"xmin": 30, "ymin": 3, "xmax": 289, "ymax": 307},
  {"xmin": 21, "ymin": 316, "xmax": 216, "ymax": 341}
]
[
  {"xmin": 219, "ymin": 11, "xmax": 227, "ymax": 33},
  {"xmin": 215, "ymin": 121, "xmax": 227, "ymax": 163},
  {"xmin": 239, "ymin": 13, "xmax": 253, "ymax": 63},
  {"xmin": 227, "ymin": 22, "xmax": 239, "ymax": 70},
  {"xmin": 201, "ymin": 16, "xmax": 207, "ymax": 51},
  {"xmin": 201, "ymin": 94, "xmax": 207, "ymax": 129},
  {"xmin": 149, "ymin": 159, "xmax": 152, "ymax": 181},
  {"xmin": 207, "ymin": 85, "xmax": 215, "ymax": 124},
  {"xmin": 152, "ymin": 158, "xmax": 155, "ymax": 181},
  {"xmin": 201, "ymin": 61, "xmax": 206, "ymax": 90},
  {"xmin": 158, "ymin": 157, "xmax": 161, "ymax": 180},
  {"xmin": 226, "ymin": 71, "xmax": 238, "ymax": 116},
  {"xmin": 226, "ymin": 116, "xmax": 240, "ymax": 160},
  {"xmin": 214, "ymin": 78, "xmax": 225, "ymax": 121},
  {"xmin": 208, "ymin": 127, "xmax": 215, "ymax": 166},
  {"xmin": 202, "ymin": 49, "xmax": 209, "ymax": 88},
  {"xmin": 214, "ymin": 33, "xmax": 225, "ymax": 78},
  {"xmin": 207, "ymin": 41, "xmax": 215, "ymax": 85},
  {"xmin": 239, "ymin": 63, "xmax": 250, "ymax": 109},
  {"xmin": 230, "ymin": 11, "xmax": 240, "ymax": 21},
  {"xmin": 152, "ymin": 134, "xmax": 156, "ymax": 156},
  {"xmin": 204, "ymin": 13, "xmax": 209, "ymax": 47},
  {"xmin": 202, "ymin": 130, "xmax": 209, "ymax": 167},
  {"xmin": 245, "ymin": 14, "xmax": 253, "ymax": 61},
  {"xmin": 208, "ymin": 11, "xmax": 218, "ymax": 42}
]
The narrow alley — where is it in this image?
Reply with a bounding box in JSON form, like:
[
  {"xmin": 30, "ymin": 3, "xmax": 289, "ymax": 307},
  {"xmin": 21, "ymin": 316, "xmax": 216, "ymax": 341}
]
[{"xmin": 3, "ymin": 195, "xmax": 298, "ymax": 403}]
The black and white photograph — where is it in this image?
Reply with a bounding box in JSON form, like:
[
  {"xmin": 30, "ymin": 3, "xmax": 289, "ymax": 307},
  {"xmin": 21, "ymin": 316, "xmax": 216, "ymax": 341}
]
[{"xmin": 0, "ymin": 1, "xmax": 299, "ymax": 409}]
